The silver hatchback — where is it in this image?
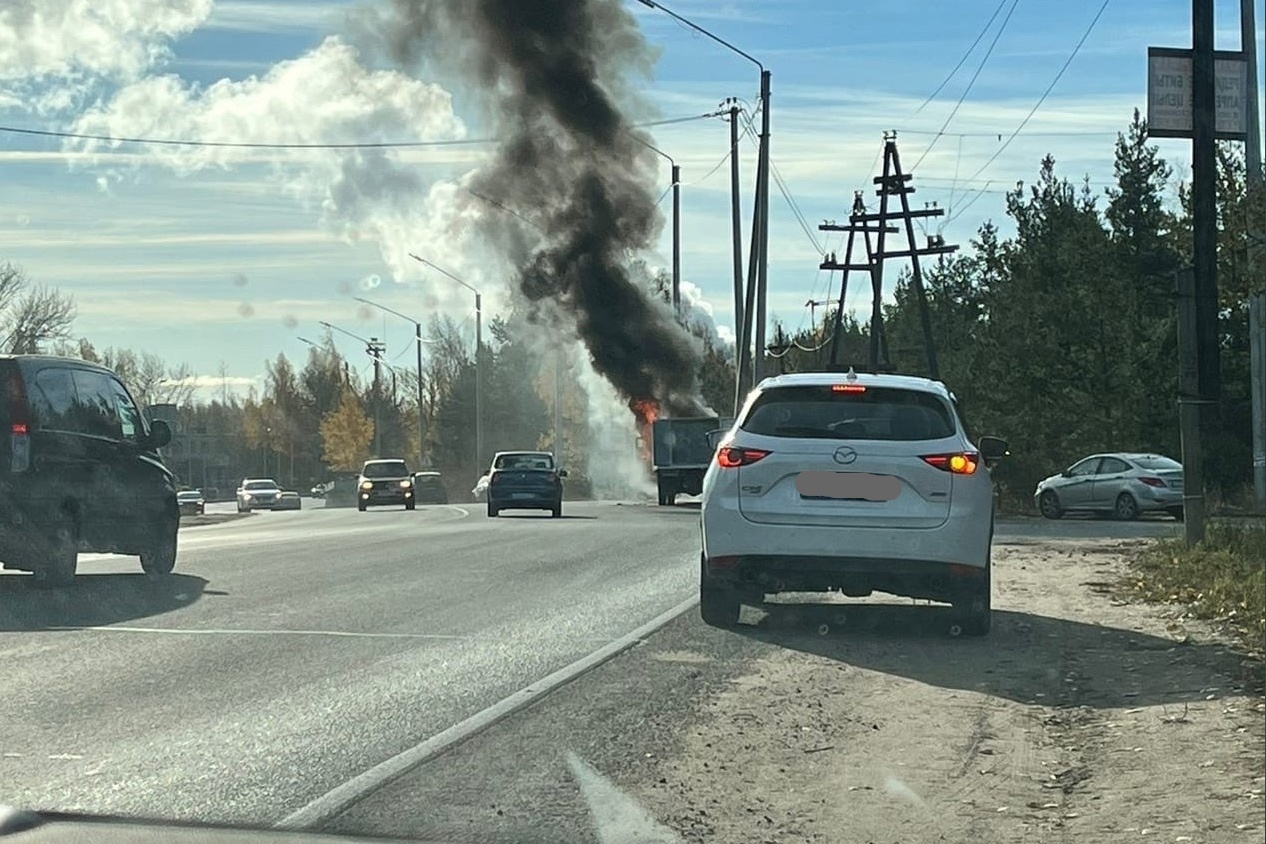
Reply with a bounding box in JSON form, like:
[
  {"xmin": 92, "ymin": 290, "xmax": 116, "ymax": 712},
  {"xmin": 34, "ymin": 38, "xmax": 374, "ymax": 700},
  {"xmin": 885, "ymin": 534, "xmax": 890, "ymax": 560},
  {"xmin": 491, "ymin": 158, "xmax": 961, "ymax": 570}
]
[{"xmin": 1034, "ymin": 453, "xmax": 1184, "ymax": 520}]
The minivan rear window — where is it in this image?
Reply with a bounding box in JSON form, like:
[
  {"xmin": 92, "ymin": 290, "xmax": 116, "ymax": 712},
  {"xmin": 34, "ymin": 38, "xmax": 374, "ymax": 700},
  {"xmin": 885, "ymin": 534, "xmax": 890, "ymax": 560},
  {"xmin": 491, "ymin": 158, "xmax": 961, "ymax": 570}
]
[{"xmin": 741, "ymin": 385, "xmax": 956, "ymax": 441}]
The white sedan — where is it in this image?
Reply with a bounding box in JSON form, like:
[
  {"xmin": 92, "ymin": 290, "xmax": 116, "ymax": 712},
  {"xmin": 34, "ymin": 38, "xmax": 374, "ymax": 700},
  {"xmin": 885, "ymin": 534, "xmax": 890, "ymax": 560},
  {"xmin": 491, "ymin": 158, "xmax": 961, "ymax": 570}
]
[{"xmin": 699, "ymin": 369, "xmax": 1009, "ymax": 635}]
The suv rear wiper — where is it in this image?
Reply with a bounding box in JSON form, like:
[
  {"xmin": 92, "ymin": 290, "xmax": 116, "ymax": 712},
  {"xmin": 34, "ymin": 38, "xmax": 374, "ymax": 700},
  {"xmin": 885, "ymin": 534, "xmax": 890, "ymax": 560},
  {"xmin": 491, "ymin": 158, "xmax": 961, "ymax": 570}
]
[{"xmin": 772, "ymin": 425, "xmax": 847, "ymax": 438}]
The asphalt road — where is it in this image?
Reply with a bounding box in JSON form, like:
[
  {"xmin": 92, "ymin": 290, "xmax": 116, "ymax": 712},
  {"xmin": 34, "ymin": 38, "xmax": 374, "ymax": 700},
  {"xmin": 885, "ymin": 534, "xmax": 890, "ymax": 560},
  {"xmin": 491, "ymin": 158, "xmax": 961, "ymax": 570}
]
[{"xmin": 0, "ymin": 499, "xmax": 1182, "ymax": 838}]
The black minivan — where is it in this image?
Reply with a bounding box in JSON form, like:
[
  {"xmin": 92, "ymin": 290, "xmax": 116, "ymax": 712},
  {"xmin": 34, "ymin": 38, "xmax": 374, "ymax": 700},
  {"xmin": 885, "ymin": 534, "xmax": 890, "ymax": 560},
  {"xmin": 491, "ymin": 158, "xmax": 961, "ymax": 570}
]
[{"xmin": 0, "ymin": 355, "xmax": 178, "ymax": 586}]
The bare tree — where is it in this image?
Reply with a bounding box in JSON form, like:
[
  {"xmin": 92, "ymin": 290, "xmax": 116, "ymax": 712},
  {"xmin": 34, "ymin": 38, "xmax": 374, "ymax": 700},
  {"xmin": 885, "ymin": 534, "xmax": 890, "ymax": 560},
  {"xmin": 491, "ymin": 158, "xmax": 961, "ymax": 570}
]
[{"xmin": 0, "ymin": 262, "xmax": 77, "ymax": 354}]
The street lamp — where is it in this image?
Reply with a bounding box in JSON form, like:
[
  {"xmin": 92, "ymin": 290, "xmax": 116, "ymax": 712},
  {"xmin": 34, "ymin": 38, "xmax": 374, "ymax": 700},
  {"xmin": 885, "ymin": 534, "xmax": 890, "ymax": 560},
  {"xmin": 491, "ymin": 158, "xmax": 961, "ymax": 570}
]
[
  {"xmin": 408, "ymin": 253, "xmax": 483, "ymax": 473},
  {"xmin": 355, "ymin": 296, "xmax": 428, "ymax": 470},
  {"xmin": 632, "ymin": 137, "xmax": 681, "ymax": 317},
  {"xmin": 319, "ymin": 320, "xmax": 388, "ymax": 457},
  {"xmin": 636, "ymin": 0, "xmax": 771, "ymax": 391}
]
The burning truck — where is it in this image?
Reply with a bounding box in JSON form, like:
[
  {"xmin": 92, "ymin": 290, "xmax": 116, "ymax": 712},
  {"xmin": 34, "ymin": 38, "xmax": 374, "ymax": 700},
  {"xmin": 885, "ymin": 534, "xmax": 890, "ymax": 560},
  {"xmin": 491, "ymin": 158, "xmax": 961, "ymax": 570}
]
[{"xmin": 633, "ymin": 400, "xmax": 734, "ymax": 506}]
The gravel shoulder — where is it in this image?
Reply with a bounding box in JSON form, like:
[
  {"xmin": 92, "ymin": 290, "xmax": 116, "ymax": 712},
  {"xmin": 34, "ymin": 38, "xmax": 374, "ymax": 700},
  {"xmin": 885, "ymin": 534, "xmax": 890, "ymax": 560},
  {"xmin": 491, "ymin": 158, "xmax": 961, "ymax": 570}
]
[
  {"xmin": 326, "ymin": 535, "xmax": 1265, "ymax": 844},
  {"xmin": 641, "ymin": 536, "xmax": 1265, "ymax": 842}
]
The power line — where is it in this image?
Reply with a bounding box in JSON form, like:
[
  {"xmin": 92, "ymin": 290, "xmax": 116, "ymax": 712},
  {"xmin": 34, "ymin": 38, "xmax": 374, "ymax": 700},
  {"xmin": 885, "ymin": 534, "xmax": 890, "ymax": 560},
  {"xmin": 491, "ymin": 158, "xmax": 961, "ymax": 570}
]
[
  {"xmin": 0, "ymin": 111, "xmax": 723, "ymax": 150},
  {"xmin": 901, "ymin": 128, "xmax": 1119, "ymax": 138},
  {"xmin": 910, "ymin": 0, "xmax": 1022, "ymax": 172},
  {"xmin": 905, "ymin": 0, "xmax": 1012, "ymax": 123},
  {"xmin": 943, "ymin": 0, "xmax": 1113, "ymax": 228},
  {"xmin": 739, "ymin": 108, "xmax": 823, "ymax": 253}
]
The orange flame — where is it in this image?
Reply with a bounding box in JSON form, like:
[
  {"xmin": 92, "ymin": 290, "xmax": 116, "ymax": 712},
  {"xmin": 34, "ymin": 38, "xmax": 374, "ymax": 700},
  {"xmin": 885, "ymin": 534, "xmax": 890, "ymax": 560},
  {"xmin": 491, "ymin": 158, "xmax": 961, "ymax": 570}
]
[{"xmin": 629, "ymin": 399, "xmax": 659, "ymax": 465}]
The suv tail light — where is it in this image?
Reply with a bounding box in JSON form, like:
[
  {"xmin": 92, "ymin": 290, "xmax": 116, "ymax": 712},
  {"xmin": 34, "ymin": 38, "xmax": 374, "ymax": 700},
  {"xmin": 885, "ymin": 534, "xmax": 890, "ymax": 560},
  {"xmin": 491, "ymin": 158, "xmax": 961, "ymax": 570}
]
[
  {"xmin": 5, "ymin": 365, "xmax": 31, "ymax": 473},
  {"xmin": 1138, "ymin": 476, "xmax": 1166, "ymax": 488},
  {"xmin": 921, "ymin": 452, "xmax": 980, "ymax": 475},
  {"xmin": 716, "ymin": 446, "xmax": 771, "ymax": 468}
]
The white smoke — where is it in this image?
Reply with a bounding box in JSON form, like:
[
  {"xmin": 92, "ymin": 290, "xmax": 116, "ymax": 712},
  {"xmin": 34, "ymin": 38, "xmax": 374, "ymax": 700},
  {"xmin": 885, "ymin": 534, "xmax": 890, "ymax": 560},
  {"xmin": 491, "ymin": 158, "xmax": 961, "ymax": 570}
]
[
  {"xmin": 580, "ymin": 364, "xmax": 655, "ymax": 502},
  {"xmin": 0, "ymin": 0, "xmax": 212, "ymax": 111}
]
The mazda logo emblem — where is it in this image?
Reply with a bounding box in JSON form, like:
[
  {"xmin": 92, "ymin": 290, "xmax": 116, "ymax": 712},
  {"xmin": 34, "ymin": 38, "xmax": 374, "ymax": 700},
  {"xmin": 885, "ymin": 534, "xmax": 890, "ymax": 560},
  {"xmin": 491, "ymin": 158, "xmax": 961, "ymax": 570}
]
[{"xmin": 833, "ymin": 446, "xmax": 858, "ymax": 465}]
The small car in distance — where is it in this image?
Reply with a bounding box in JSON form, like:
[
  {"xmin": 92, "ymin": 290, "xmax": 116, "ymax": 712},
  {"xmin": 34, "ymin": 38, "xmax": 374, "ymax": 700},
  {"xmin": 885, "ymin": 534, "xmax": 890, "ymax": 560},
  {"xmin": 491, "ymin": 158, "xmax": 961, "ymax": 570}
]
[
  {"xmin": 177, "ymin": 490, "xmax": 205, "ymax": 516},
  {"xmin": 413, "ymin": 471, "xmax": 448, "ymax": 504},
  {"xmin": 358, "ymin": 459, "xmax": 415, "ymax": 511},
  {"xmin": 274, "ymin": 490, "xmax": 302, "ymax": 511},
  {"xmin": 237, "ymin": 478, "xmax": 281, "ymax": 512},
  {"xmin": 1034, "ymin": 452, "xmax": 1184, "ymax": 521},
  {"xmin": 699, "ymin": 369, "xmax": 1008, "ymax": 635},
  {"xmin": 486, "ymin": 451, "xmax": 568, "ymax": 518}
]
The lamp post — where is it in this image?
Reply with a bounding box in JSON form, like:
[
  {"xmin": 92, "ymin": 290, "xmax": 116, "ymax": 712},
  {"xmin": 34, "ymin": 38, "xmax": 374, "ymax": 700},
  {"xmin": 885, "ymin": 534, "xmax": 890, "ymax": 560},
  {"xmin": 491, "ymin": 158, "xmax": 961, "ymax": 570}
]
[
  {"xmin": 408, "ymin": 254, "xmax": 483, "ymax": 473},
  {"xmin": 635, "ymin": 0, "xmax": 770, "ymax": 389},
  {"xmin": 632, "ymin": 137, "xmax": 681, "ymax": 316},
  {"xmin": 319, "ymin": 320, "xmax": 387, "ymax": 457},
  {"xmin": 355, "ymin": 296, "xmax": 428, "ymax": 469}
]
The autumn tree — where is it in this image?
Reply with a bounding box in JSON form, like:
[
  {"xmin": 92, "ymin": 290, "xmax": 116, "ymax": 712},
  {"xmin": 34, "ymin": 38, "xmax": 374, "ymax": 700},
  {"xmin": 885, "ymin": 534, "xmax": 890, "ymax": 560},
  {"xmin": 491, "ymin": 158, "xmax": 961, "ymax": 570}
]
[
  {"xmin": 0, "ymin": 262, "xmax": 77, "ymax": 354},
  {"xmin": 320, "ymin": 389, "xmax": 374, "ymax": 472}
]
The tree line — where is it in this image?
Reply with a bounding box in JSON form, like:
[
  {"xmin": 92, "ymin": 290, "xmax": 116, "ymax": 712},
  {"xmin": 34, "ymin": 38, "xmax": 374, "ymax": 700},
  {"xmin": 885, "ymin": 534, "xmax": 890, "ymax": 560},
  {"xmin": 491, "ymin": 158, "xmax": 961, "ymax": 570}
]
[{"xmin": 3, "ymin": 110, "xmax": 1260, "ymax": 507}]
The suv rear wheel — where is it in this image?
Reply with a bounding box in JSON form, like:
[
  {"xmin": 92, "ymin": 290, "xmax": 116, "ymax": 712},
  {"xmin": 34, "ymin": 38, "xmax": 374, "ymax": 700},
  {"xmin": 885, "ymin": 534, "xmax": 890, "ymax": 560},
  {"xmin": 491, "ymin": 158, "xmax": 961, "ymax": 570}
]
[
  {"xmin": 33, "ymin": 517, "xmax": 78, "ymax": 588},
  {"xmin": 699, "ymin": 555, "xmax": 741, "ymax": 627},
  {"xmin": 952, "ymin": 560, "xmax": 991, "ymax": 636}
]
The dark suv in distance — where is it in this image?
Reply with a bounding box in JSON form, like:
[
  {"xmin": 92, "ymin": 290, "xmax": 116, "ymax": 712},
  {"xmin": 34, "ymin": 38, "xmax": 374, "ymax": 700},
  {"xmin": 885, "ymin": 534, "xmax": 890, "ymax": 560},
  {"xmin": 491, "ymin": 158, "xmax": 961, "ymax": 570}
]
[
  {"xmin": 0, "ymin": 355, "xmax": 178, "ymax": 586},
  {"xmin": 357, "ymin": 459, "xmax": 415, "ymax": 511}
]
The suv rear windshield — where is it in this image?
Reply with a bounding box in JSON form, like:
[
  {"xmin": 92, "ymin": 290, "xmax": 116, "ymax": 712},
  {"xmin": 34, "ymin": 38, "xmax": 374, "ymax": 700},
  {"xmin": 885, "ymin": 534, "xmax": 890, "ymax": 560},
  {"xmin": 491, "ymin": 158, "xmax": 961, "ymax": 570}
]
[
  {"xmin": 742, "ymin": 385, "xmax": 956, "ymax": 441},
  {"xmin": 363, "ymin": 461, "xmax": 409, "ymax": 478}
]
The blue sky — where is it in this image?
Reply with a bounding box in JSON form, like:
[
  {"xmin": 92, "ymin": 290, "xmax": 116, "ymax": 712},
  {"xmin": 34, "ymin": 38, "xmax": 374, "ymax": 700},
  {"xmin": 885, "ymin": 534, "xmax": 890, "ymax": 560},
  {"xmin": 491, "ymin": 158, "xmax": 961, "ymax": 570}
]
[{"xmin": 0, "ymin": 0, "xmax": 1262, "ymax": 396}]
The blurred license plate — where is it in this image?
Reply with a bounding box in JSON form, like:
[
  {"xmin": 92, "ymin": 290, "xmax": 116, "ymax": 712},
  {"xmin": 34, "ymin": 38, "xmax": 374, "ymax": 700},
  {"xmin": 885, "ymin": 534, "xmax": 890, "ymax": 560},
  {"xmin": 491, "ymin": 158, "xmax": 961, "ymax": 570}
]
[
  {"xmin": 795, "ymin": 471, "xmax": 901, "ymax": 502},
  {"xmin": 512, "ymin": 493, "xmax": 534, "ymax": 500}
]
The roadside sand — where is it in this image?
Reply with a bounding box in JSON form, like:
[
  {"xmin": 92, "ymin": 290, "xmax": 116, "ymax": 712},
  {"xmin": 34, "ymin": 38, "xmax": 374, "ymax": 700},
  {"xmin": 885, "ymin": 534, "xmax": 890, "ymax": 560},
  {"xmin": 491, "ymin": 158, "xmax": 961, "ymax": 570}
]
[{"xmin": 634, "ymin": 537, "xmax": 1265, "ymax": 843}]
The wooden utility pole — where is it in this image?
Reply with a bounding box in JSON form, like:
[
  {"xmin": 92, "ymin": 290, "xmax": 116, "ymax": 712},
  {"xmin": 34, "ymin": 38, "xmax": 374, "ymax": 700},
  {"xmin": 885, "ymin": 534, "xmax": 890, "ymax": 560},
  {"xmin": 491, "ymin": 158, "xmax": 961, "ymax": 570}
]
[
  {"xmin": 820, "ymin": 134, "xmax": 958, "ymax": 375},
  {"xmin": 1175, "ymin": 269, "xmax": 1207, "ymax": 542},
  {"xmin": 727, "ymin": 102, "xmax": 745, "ymax": 359},
  {"xmin": 1241, "ymin": 0, "xmax": 1265, "ymax": 512},
  {"xmin": 1191, "ymin": 0, "xmax": 1221, "ymax": 412},
  {"xmin": 368, "ymin": 337, "xmax": 386, "ymax": 458}
]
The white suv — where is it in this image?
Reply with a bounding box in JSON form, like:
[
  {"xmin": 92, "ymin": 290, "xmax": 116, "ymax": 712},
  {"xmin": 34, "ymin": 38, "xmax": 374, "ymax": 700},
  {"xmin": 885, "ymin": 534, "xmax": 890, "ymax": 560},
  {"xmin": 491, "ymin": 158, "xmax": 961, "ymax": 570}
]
[{"xmin": 699, "ymin": 369, "xmax": 1008, "ymax": 635}]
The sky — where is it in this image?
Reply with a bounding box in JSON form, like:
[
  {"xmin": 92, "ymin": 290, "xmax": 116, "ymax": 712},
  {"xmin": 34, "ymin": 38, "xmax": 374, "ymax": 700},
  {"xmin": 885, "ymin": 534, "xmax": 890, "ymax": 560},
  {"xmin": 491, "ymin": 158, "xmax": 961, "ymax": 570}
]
[{"xmin": 0, "ymin": 0, "xmax": 1262, "ymax": 397}]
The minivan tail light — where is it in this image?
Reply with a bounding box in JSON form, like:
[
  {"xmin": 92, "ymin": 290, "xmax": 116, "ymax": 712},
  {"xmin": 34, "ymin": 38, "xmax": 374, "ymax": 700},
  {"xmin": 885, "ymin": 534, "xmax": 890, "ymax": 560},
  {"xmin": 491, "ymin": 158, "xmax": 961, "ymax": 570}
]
[
  {"xmin": 716, "ymin": 446, "xmax": 771, "ymax": 468},
  {"xmin": 922, "ymin": 452, "xmax": 980, "ymax": 475}
]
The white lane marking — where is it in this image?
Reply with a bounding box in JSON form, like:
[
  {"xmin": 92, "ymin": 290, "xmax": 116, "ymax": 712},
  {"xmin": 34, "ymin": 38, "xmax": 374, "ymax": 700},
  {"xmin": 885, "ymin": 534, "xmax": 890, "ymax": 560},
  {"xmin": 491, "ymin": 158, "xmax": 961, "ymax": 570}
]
[
  {"xmin": 275, "ymin": 594, "xmax": 700, "ymax": 830},
  {"xmin": 43, "ymin": 625, "xmax": 615, "ymax": 644}
]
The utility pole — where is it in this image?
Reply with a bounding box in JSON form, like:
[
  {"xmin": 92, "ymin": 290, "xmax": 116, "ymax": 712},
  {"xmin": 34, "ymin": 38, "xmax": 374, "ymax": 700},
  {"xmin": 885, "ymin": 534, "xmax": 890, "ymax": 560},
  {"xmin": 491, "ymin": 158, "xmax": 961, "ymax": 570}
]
[
  {"xmin": 368, "ymin": 337, "xmax": 386, "ymax": 458},
  {"xmin": 554, "ymin": 346, "xmax": 563, "ymax": 463},
  {"xmin": 1242, "ymin": 0, "xmax": 1265, "ymax": 512},
  {"xmin": 734, "ymin": 135, "xmax": 764, "ymax": 414},
  {"xmin": 752, "ymin": 69, "xmax": 772, "ymax": 384},
  {"xmin": 725, "ymin": 100, "xmax": 745, "ymax": 350},
  {"xmin": 415, "ymin": 322, "xmax": 426, "ymax": 468},
  {"xmin": 820, "ymin": 136, "xmax": 956, "ymax": 374},
  {"xmin": 1191, "ymin": 0, "xmax": 1221, "ymax": 418},
  {"xmin": 1176, "ymin": 268, "xmax": 1207, "ymax": 542},
  {"xmin": 671, "ymin": 162, "xmax": 682, "ymax": 317}
]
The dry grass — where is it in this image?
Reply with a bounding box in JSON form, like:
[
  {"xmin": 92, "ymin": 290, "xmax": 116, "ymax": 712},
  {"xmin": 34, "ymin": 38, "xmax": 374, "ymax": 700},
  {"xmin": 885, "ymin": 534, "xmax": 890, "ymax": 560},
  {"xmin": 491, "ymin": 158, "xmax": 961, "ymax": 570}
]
[{"xmin": 1127, "ymin": 517, "xmax": 1266, "ymax": 658}]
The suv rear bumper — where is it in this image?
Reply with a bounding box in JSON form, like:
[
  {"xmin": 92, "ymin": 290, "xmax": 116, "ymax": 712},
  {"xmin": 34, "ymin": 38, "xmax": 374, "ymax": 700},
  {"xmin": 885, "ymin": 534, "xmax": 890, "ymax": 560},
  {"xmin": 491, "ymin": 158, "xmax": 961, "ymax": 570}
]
[{"xmin": 702, "ymin": 553, "xmax": 987, "ymax": 605}]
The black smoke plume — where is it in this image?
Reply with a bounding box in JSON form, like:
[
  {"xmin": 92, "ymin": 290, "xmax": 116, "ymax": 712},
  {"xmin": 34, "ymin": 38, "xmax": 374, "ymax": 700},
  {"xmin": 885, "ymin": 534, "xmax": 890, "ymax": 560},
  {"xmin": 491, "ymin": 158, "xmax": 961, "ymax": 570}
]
[{"xmin": 377, "ymin": 0, "xmax": 709, "ymax": 418}]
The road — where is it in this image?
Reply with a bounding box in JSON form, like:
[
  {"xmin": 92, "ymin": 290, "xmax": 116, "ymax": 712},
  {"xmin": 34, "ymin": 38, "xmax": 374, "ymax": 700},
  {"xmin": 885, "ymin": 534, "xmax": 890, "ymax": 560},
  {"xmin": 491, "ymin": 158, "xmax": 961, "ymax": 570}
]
[
  {"xmin": 3, "ymin": 500, "xmax": 1237, "ymax": 844},
  {"xmin": 0, "ymin": 500, "xmax": 700, "ymax": 826}
]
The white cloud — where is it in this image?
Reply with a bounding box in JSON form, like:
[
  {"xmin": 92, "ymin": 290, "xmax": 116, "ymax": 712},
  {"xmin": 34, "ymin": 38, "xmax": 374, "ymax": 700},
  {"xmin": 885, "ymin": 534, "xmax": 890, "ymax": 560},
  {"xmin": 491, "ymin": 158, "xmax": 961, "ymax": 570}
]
[
  {"xmin": 162, "ymin": 374, "xmax": 257, "ymax": 388},
  {"xmin": 61, "ymin": 35, "xmax": 527, "ymax": 313},
  {"xmin": 0, "ymin": 0, "xmax": 212, "ymax": 105}
]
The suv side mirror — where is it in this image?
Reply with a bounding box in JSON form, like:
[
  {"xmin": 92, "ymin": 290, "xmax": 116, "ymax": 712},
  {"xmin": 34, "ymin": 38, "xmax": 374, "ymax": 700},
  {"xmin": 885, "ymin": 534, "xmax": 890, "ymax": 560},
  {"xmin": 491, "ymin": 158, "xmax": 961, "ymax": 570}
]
[
  {"xmin": 705, "ymin": 428, "xmax": 727, "ymax": 450},
  {"xmin": 557, "ymin": 469, "xmax": 569, "ymax": 478},
  {"xmin": 978, "ymin": 436, "xmax": 1008, "ymax": 460},
  {"xmin": 147, "ymin": 419, "xmax": 172, "ymax": 449}
]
